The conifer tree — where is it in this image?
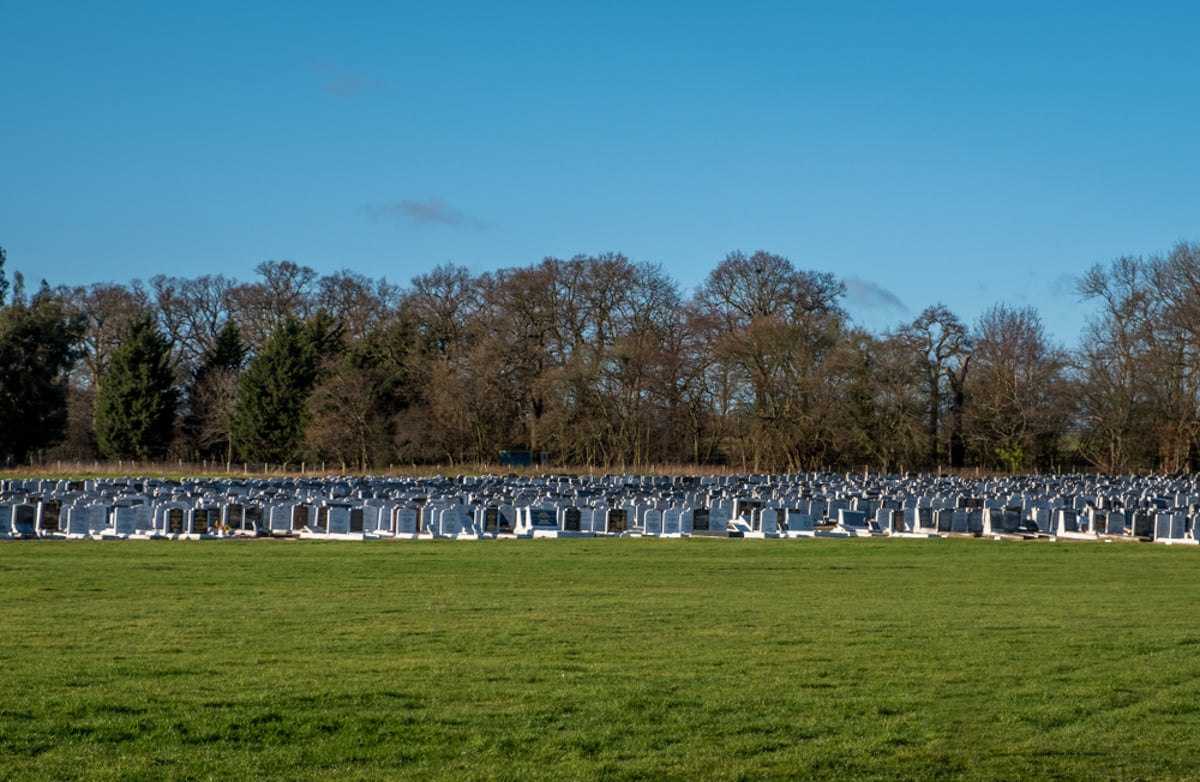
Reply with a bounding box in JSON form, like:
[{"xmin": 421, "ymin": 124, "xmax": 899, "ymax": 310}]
[
  {"xmin": 94, "ymin": 313, "xmax": 179, "ymax": 460},
  {"xmin": 183, "ymin": 320, "xmax": 246, "ymax": 461},
  {"xmin": 230, "ymin": 315, "xmax": 342, "ymax": 463},
  {"xmin": 0, "ymin": 258, "xmax": 85, "ymax": 465}
]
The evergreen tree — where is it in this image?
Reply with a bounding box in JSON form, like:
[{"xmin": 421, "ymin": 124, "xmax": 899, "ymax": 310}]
[
  {"xmin": 0, "ymin": 246, "xmax": 9, "ymax": 305},
  {"xmin": 230, "ymin": 315, "xmax": 341, "ymax": 463},
  {"xmin": 94, "ymin": 313, "xmax": 179, "ymax": 460},
  {"xmin": 183, "ymin": 320, "xmax": 246, "ymax": 461},
  {"xmin": 0, "ymin": 272, "xmax": 85, "ymax": 465}
]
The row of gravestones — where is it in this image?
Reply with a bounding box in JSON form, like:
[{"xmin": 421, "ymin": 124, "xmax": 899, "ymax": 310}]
[
  {"xmin": 1, "ymin": 494, "xmax": 1193, "ymax": 543},
  {"xmin": 10, "ymin": 472, "xmax": 1200, "ymax": 507},
  {"xmin": 8, "ymin": 472, "xmax": 1200, "ymax": 541}
]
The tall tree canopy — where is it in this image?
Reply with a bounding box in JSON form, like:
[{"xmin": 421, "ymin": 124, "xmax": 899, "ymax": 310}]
[
  {"xmin": 229, "ymin": 315, "xmax": 342, "ymax": 464},
  {"xmin": 0, "ymin": 260, "xmax": 85, "ymax": 465},
  {"xmin": 94, "ymin": 313, "xmax": 179, "ymax": 460}
]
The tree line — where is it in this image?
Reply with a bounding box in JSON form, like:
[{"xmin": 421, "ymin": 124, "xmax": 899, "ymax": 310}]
[{"xmin": 2, "ymin": 242, "xmax": 1198, "ymax": 473}]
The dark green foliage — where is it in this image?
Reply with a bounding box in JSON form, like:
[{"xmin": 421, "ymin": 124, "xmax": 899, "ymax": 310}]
[
  {"xmin": 0, "ymin": 278, "xmax": 85, "ymax": 465},
  {"xmin": 200, "ymin": 319, "xmax": 247, "ymax": 376},
  {"xmin": 183, "ymin": 320, "xmax": 246, "ymax": 461},
  {"xmin": 93, "ymin": 313, "xmax": 179, "ymax": 460},
  {"xmin": 0, "ymin": 246, "xmax": 9, "ymax": 305},
  {"xmin": 306, "ymin": 316, "xmax": 419, "ymax": 469},
  {"xmin": 230, "ymin": 315, "xmax": 342, "ymax": 463}
]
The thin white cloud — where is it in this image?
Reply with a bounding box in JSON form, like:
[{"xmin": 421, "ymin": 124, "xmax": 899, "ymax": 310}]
[
  {"xmin": 312, "ymin": 60, "xmax": 381, "ymax": 97},
  {"xmin": 843, "ymin": 275, "xmax": 907, "ymax": 315},
  {"xmin": 361, "ymin": 198, "xmax": 487, "ymax": 229}
]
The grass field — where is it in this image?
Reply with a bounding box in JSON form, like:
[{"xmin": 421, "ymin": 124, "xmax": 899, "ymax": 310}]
[{"xmin": 2, "ymin": 538, "xmax": 1198, "ymax": 780}]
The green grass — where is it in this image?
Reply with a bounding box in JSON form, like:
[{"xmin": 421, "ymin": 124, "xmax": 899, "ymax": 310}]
[{"xmin": 1, "ymin": 538, "xmax": 1197, "ymax": 780}]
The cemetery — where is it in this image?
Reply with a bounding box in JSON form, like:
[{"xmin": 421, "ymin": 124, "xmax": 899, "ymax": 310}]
[
  {"xmin": 5, "ymin": 470, "xmax": 1200, "ymax": 544},
  {"xmin": 6, "ymin": 473, "xmax": 1200, "ymax": 780}
]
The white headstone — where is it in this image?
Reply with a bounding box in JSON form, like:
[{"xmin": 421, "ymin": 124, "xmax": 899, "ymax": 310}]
[
  {"xmin": 708, "ymin": 506, "xmax": 732, "ymax": 533},
  {"xmin": 786, "ymin": 510, "xmax": 814, "ymax": 534},
  {"xmin": 395, "ymin": 507, "xmax": 419, "ymax": 536},
  {"xmin": 760, "ymin": 508, "xmax": 780, "ymax": 537},
  {"xmin": 66, "ymin": 505, "xmax": 92, "ymax": 536},
  {"xmin": 113, "ymin": 506, "xmax": 138, "ymax": 537},
  {"xmin": 838, "ymin": 509, "xmax": 867, "ymax": 530},
  {"xmin": 327, "ymin": 506, "xmax": 351, "ymax": 535}
]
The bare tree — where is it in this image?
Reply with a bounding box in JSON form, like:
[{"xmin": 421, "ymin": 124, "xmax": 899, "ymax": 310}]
[
  {"xmin": 1075, "ymin": 256, "xmax": 1156, "ymax": 471},
  {"xmin": 317, "ymin": 269, "xmax": 402, "ymax": 343},
  {"xmin": 889, "ymin": 304, "xmax": 972, "ymax": 468},
  {"xmin": 65, "ymin": 281, "xmax": 150, "ymax": 391},
  {"xmin": 229, "ymin": 260, "xmax": 318, "ymax": 353},
  {"xmin": 148, "ymin": 273, "xmax": 237, "ymax": 376},
  {"xmin": 694, "ymin": 250, "xmax": 846, "ymax": 471},
  {"xmin": 967, "ymin": 304, "xmax": 1071, "ymax": 471}
]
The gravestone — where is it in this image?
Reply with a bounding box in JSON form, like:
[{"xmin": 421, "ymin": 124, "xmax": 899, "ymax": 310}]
[
  {"xmin": 13, "ymin": 504, "xmax": 36, "ymax": 537},
  {"xmin": 0, "ymin": 505, "xmax": 11, "ymax": 537},
  {"xmin": 190, "ymin": 508, "xmax": 211, "ymax": 535},
  {"xmin": 759, "ymin": 508, "xmax": 780, "ymax": 537},
  {"xmin": 644, "ymin": 509, "xmax": 663, "ymax": 536},
  {"xmin": 113, "ymin": 506, "xmax": 138, "ymax": 537},
  {"xmin": 916, "ymin": 507, "xmax": 935, "ymax": 531},
  {"xmin": 1032, "ymin": 507, "xmax": 1051, "ymax": 533},
  {"xmin": 438, "ymin": 507, "xmax": 470, "ymax": 537},
  {"xmin": 663, "ymin": 508, "xmax": 681, "ymax": 536},
  {"xmin": 837, "ymin": 509, "xmax": 867, "ymax": 530},
  {"xmin": 225, "ymin": 503, "xmax": 245, "ymax": 531},
  {"xmin": 327, "ymin": 506, "xmax": 351, "ymax": 535},
  {"xmin": 420, "ymin": 505, "xmax": 438, "ymax": 534},
  {"xmin": 786, "ymin": 510, "xmax": 814, "ymax": 534},
  {"xmin": 1054, "ymin": 509, "xmax": 1078, "ymax": 534},
  {"xmin": 498, "ymin": 505, "xmax": 515, "ymax": 533},
  {"xmin": 167, "ymin": 507, "xmax": 186, "ymax": 535},
  {"xmin": 38, "ymin": 500, "xmax": 62, "ymax": 534},
  {"xmin": 291, "ymin": 505, "xmax": 310, "ymax": 533},
  {"xmin": 563, "ymin": 506, "xmax": 582, "ymax": 532},
  {"xmin": 873, "ymin": 507, "xmax": 893, "ymax": 533},
  {"xmin": 362, "ymin": 503, "xmax": 389, "ymax": 534},
  {"xmin": 350, "ymin": 508, "xmax": 365, "ymax": 534},
  {"xmin": 244, "ymin": 505, "xmax": 265, "ymax": 533},
  {"xmin": 708, "ymin": 506, "xmax": 733, "ymax": 534},
  {"xmin": 607, "ymin": 508, "xmax": 628, "ymax": 534},
  {"xmin": 482, "ymin": 507, "xmax": 500, "ymax": 535},
  {"xmin": 66, "ymin": 505, "xmax": 93, "ymax": 536},
  {"xmin": 395, "ymin": 507, "xmax": 419, "ymax": 536},
  {"xmin": 691, "ymin": 508, "xmax": 711, "ymax": 532}
]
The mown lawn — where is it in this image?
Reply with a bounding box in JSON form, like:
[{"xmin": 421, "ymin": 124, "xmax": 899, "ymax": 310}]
[{"xmin": 1, "ymin": 538, "xmax": 1197, "ymax": 780}]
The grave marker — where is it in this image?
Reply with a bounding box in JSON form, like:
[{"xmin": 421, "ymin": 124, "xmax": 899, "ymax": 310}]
[
  {"xmin": 563, "ymin": 506, "xmax": 582, "ymax": 532},
  {"xmin": 38, "ymin": 500, "xmax": 62, "ymax": 534},
  {"xmin": 167, "ymin": 507, "xmax": 185, "ymax": 535}
]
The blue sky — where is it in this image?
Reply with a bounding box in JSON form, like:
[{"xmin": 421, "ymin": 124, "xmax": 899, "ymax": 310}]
[{"xmin": 4, "ymin": 1, "xmax": 1198, "ymax": 346}]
